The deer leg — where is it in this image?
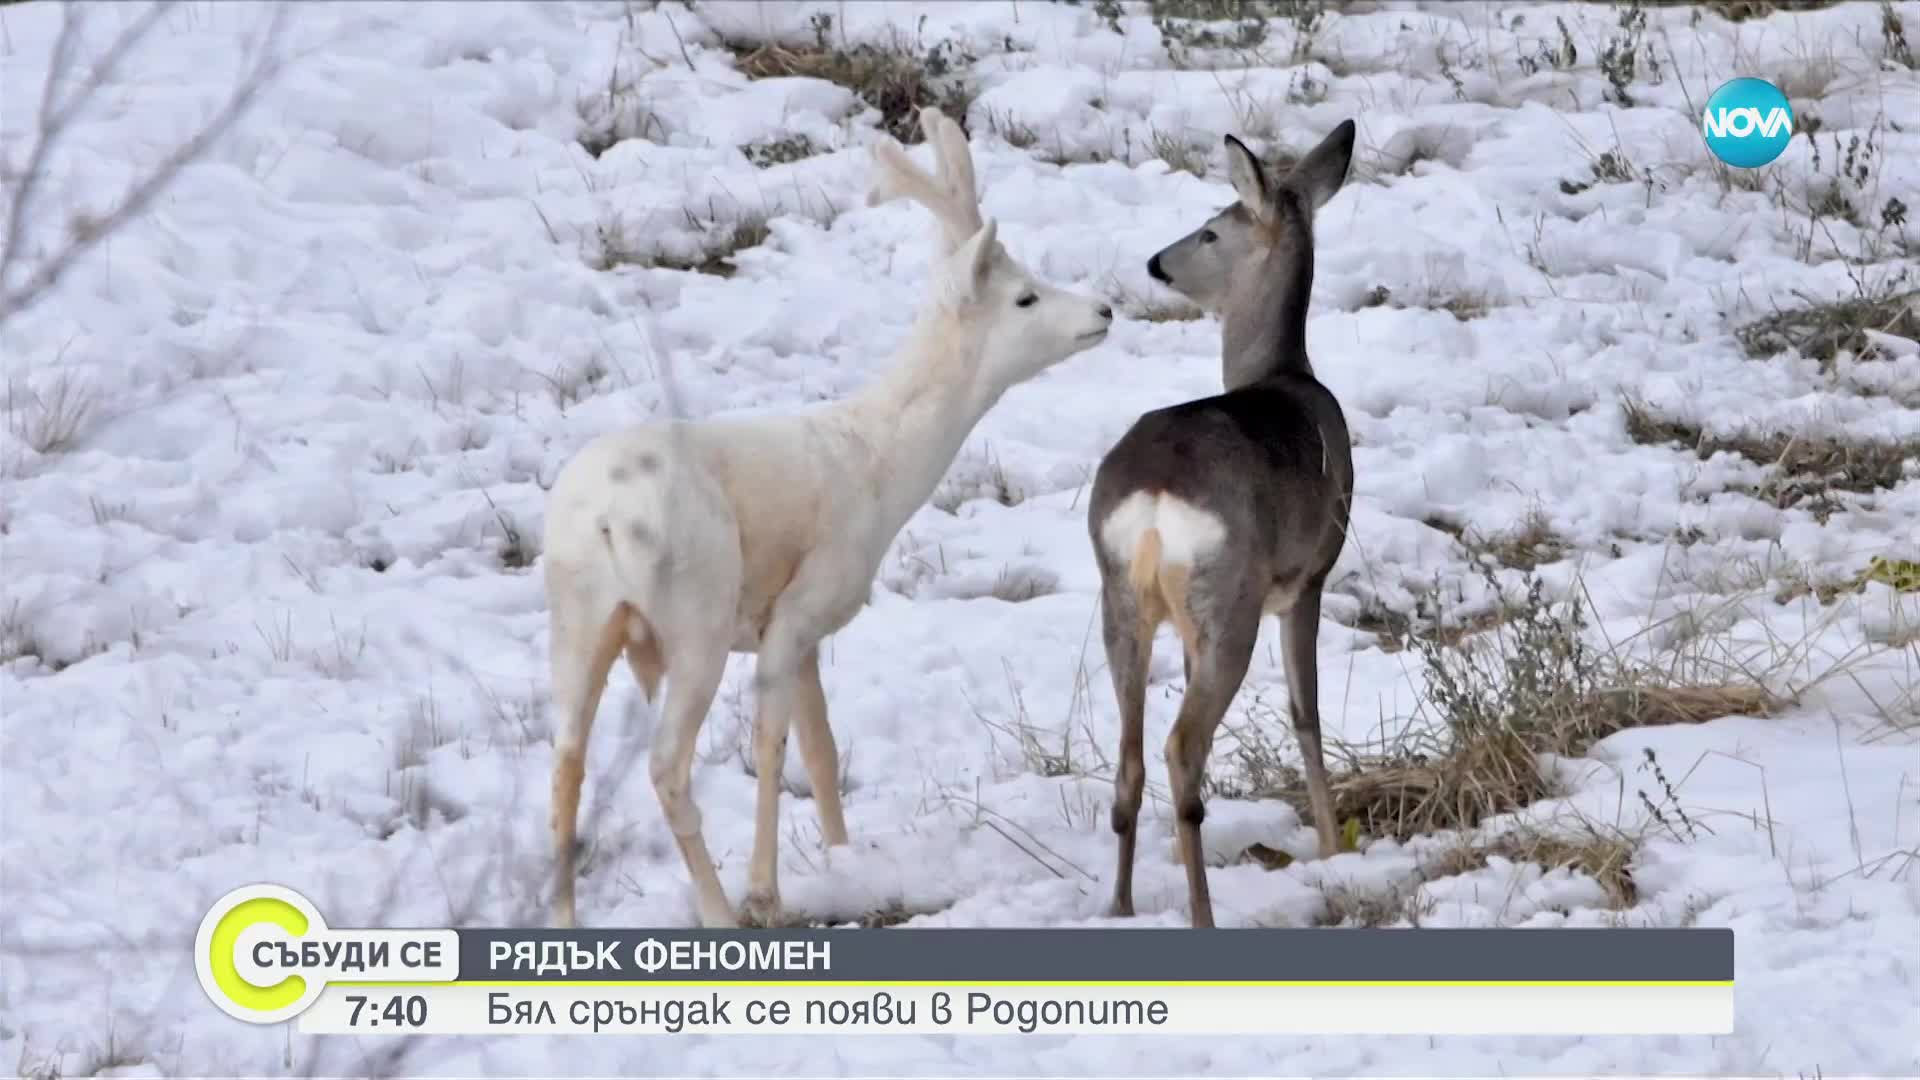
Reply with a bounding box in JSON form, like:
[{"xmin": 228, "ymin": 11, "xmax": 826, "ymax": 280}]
[
  {"xmin": 649, "ymin": 642, "xmax": 737, "ymax": 929},
  {"xmin": 789, "ymin": 650, "xmax": 848, "ymax": 847},
  {"xmin": 1281, "ymin": 581, "xmax": 1341, "ymax": 859},
  {"xmin": 744, "ymin": 613, "xmax": 832, "ymax": 928},
  {"xmin": 1163, "ymin": 586, "xmax": 1260, "ymax": 929},
  {"xmin": 1100, "ymin": 578, "xmax": 1153, "ymax": 918},
  {"xmin": 743, "ymin": 662, "xmax": 797, "ymax": 927},
  {"xmin": 549, "ymin": 596, "xmax": 628, "ymax": 928}
]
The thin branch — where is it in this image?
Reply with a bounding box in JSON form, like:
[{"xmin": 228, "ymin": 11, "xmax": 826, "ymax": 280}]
[{"xmin": 0, "ymin": 1, "xmax": 291, "ymax": 325}]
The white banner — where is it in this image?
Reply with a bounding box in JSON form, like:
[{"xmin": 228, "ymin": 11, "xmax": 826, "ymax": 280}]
[{"xmin": 299, "ymin": 982, "xmax": 1733, "ymax": 1036}]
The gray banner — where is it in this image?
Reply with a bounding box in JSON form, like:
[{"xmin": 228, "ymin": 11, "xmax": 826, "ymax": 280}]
[{"xmin": 457, "ymin": 928, "xmax": 1732, "ymax": 982}]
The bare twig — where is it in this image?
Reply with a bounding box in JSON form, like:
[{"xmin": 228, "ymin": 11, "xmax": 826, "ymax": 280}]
[{"xmin": 0, "ymin": 1, "xmax": 293, "ymax": 324}]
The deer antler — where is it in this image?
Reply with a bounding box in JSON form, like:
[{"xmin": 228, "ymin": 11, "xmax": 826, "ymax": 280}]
[{"xmin": 865, "ymin": 107, "xmax": 985, "ymax": 256}]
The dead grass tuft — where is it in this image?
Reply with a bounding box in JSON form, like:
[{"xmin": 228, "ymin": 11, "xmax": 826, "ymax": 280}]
[
  {"xmin": 1623, "ymin": 398, "xmax": 1918, "ymax": 520},
  {"xmin": 1253, "ymin": 570, "xmax": 1781, "ymax": 843},
  {"xmin": 987, "ymin": 564, "xmax": 1061, "ymax": 603},
  {"xmin": 723, "ymin": 18, "xmax": 976, "ymax": 145},
  {"xmin": 1735, "ymin": 286, "xmax": 1920, "ymax": 366},
  {"xmin": 1147, "ymin": 126, "xmax": 1210, "ymax": 178},
  {"xmin": 1357, "ymin": 283, "xmax": 1491, "ymax": 322},
  {"xmin": 5, "ymin": 371, "xmax": 98, "ymax": 464},
  {"xmin": 1452, "ymin": 510, "xmax": 1571, "ymax": 572},
  {"xmin": 595, "ymin": 205, "xmax": 774, "ymax": 278},
  {"xmin": 741, "ymin": 133, "xmax": 822, "ymax": 169},
  {"xmin": 1701, "ymin": 0, "xmax": 1845, "ymax": 21},
  {"xmin": 1421, "ymin": 824, "xmax": 1641, "ymax": 908}
]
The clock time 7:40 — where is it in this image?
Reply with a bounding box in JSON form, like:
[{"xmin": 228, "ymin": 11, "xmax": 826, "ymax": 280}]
[{"xmin": 344, "ymin": 993, "xmax": 428, "ymax": 1028}]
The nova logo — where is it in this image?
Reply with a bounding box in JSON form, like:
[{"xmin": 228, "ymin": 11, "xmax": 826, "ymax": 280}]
[{"xmin": 1700, "ymin": 77, "xmax": 1793, "ymax": 168}]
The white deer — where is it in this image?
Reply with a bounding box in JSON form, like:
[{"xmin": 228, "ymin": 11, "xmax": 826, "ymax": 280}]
[{"xmin": 542, "ymin": 106, "xmax": 1115, "ymax": 928}]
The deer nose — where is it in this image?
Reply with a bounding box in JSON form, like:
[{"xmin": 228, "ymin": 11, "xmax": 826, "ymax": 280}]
[
  {"xmin": 1098, "ymin": 303, "xmax": 1113, "ymax": 321},
  {"xmin": 1146, "ymin": 254, "xmax": 1168, "ymax": 283}
]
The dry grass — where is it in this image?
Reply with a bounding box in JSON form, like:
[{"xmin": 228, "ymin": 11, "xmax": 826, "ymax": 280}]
[
  {"xmin": 1243, "ymin": 569, "xmax": 1782, "ymax": 844},
  {"xmin": 1147, "ymin": 126, "xmax": 1210, "ymax": 178},
  {"xmin": 1250, "ymin": 816, "xmax": 1644, "ymax": 927},
  {"xmin": 1421, "ymin": 824, "xmax": 1641, "ymax": 908},
  {"xmin": 5, "ymin": 371, "xmax": 98, "ymax": 465},
  {"xmin": 987, "ymin": 564, "xmax": 1061, "ymax": 603},
  {"xmin": 1735, "ymin": 286, "xmax": 1920, "ymax": 366},
  {"xmin": 0, "ymin": 599, "xmax": 44, "ymax": 667},
  {"xmin": 724, "ymin": 27, "xmax": 975, "ymax": 145},
  {"xmin": 741, "ymin": 133, "xmax": 822, "ymax": 169},
  {"xmin": 1697, "ymin": 0, "xmax": 1845, "ymax": 21},
  {"xmin": 750, "ymin": 898, "xmax": 949, "ymax": 929},
  {"xmin": 1623, "ymin": 399, "xmax": 1918, "ymax": 520},
  {"xmin": 1357, "ymin": 282, "xmax": 1492, "ymax": 322},
  {"xmin": 1312, "ymin": 877, "xmax": 1432, "ymax": 927},
  {"xmin": 1432, "ymin": 509, "xmax": 1571, "ymax": 572},
  {"xmin": 594, "ymin": 206, "xmax": 774, "ymax": 278},
  {"xmin": 984, "ymin": 110, "xmax": 1040, "ymax": 150}
]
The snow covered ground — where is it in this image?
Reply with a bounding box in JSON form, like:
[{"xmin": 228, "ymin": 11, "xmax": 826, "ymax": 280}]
[{"xmin": 3, "ymin": 0, "xmax": 1918, "ymax": 1074}]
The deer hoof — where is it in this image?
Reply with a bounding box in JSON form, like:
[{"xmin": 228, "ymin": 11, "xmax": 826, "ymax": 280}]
[{"xmin": 740, "ymin": 890, "xmax": 784, "ymax": 928}]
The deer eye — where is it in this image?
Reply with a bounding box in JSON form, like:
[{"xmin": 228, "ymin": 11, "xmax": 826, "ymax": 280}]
[
  {"xmin": 1015, "ymin": 293, "xmax": 1038, "ymax": 308},
  {"xmin": 1200, "ymin": 229, "xmax": 1219, "ymax": 244}
]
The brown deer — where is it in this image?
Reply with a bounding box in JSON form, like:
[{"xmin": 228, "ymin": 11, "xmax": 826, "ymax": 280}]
[{"xmin": 1088, "ymin": 120, "xmax": 1357, "ymax": 927}]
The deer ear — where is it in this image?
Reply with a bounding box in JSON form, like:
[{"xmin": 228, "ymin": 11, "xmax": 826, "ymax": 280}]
[
  {"xmin": 1285, "ymin": 119, "xmax": 1356, "ymax": 213},
  {"xmin": 967, "ymin": 218, "xmax": 997, "ymax": 288},
  {"xmin": 942, "ymin": 218, "xmax": 998, "ymax": 307},
  {"xmin": 1223, "ymin": 134, "xmax": 1273, "ymax": 226}
]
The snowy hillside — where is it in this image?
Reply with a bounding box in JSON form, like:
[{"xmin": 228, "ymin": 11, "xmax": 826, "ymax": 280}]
[{"xmin": 2, "ymin": 0, "xmax": 1917, "ymax": 1074}]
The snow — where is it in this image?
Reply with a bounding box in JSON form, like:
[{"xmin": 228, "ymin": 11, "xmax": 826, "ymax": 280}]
[{"xmin": 2, "ymin": 0, "xmax": 1917, "ymax": 1075}]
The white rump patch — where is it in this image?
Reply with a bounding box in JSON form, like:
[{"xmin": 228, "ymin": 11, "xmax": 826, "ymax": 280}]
[{"xmin": 1099, "ymin": 491, "xmax": 1228, "ymax": 569}]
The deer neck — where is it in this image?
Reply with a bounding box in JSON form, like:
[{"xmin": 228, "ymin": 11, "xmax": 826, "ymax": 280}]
[
  {"xmin": 839, "ymin": 313, "xmax": 998, "ymax": 526},
  {"xmin": 1221, "ymin": 241, "xmax": 1314, "ymax": 390}
]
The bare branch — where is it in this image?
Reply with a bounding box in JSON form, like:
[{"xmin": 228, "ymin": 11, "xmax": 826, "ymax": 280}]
[{"xmin": 0, "ymin": 1, "xmax": 291, "ymax": 326}]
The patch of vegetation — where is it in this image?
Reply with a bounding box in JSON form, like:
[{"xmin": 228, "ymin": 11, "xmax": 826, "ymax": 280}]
[
  {"xmin": 1421, "ymin": 822, "xmax": 1641, "ymax": 908},
  {"xmin": 479, "ymin": 489, "xmax": 536, "ymax": 570},
  {"xmin": 1148, "ymin": 126, "xmax": 1209, "ymax": 177},
  {"xmin": 577, "ymin": 62, "xmax": 667, "ymax": 159},
  {"xmin": 1333, "ymin": 574, "xmax": 1520, "ymax": 656},
  {"xmin": 1514, "ymin": 15, "xmax": 1578, "ymax": 77},
  {"xmin": 1862, "ymin": 556, "xmax": 1920, "ymax": 592},
  {"xmin": 1355, "ymin": 283, "xmax": 1491, "ymax": 322},
  {"xmin": 1698, "ymin": 0, "xmax": 1842, "ymax": 21},
  {"xmin": 741, "ymin": 132, "xmax": 822, "ymax": 168},
  {"xmin": 1801, "ymin": 120, "xmax": 1901, "ymax": 234},
  {"xmin": 1560, "ymin": 147, "xmax": 1642, "ymax": 195},
  {"xmin": 0, "ymin": 600, "xmax": 42, "ymax": 667},
  {"xmin": 1311, "ymin": 876, "xmax": 1432, "ymax": 927},
  {"xmin": 594, "ymin": 205, "xmax": 774, "ymax": 278},
  {"xmin": 931, "ymin": 444, "xmax": 1023, "ymax": 512},
  {"xmin": 1457, "ymin": 511, "xmax": 1571, "ymax": 572},
  {"xmin": 723, "ymin": 14, "xmax": 977, "ymax": 144},
  {"xmin": 5, "ymin": 371, "xmax": 98, "ymax": 462},
  {"xmin": 1623, "ymin": 398, "xmax": 1919, "ymax": 520},
  {"xmin": 1146, "ymin": 0, "xmax": 1325, "ymax": 68},
  {"xmin": 984, "ymin": 110, "xmax": 1040, "ymax": 150},
  {"xmin": 1882, "ymin": 0, "xmax": 1915, "ymax": 68},
  {"xmin": 987, "ymin": 564, "xmax": 1061, "ymax": 603},
  {"xmin": 1596, "ymin": 0, "xmax": 1660, "ymax": 107},
  {"xmin": 749, "ymin": 898, "xmax": 948, "ymax": 929},
  {"xmin": 1735, "ymin": 282, "xmax": 1919, "ymax": 365},
  {"xmin": 1236, "ymin": 568, "xmax": 1779, "ymax": 843},
  {"xmin": 0, "ymin": 598, "xmax": 107, "ymax": 673}
]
